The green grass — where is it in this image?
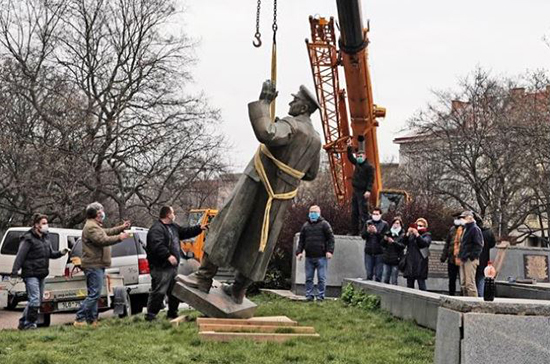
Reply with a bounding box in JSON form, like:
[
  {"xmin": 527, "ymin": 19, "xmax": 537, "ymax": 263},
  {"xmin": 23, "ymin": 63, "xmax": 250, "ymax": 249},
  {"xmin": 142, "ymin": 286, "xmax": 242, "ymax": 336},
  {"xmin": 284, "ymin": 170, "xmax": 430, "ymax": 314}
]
[{"xmin": 0, "ymin": 294, "xmax": 434, "ymax": 364}]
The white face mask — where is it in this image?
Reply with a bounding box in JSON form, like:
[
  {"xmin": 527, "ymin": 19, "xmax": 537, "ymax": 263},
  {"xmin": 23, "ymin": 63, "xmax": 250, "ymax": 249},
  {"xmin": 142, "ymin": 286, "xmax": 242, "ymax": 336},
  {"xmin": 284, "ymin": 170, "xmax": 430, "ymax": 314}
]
[
  {"xmin": 372, "ymin": 214, "xmax": 381, "ymax": 222},
  {"xmin": 391, "ymin": 226, "xmax": 401, "ymax": 234},
  {"xmin": 39, "ymin": 224, "xmax": 49, "ymax": 234},
  {"xmin": 454, "ymin": 219, "xmax": 462, "ymax": 226}
]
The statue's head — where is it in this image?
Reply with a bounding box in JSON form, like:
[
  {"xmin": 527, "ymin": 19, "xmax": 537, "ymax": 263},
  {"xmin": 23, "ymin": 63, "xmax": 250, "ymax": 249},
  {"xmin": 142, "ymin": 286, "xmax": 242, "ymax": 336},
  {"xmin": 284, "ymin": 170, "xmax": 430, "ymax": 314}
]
[{"xmin": 288, "ymin": 85, "xmax": 320, "ymax": 117}]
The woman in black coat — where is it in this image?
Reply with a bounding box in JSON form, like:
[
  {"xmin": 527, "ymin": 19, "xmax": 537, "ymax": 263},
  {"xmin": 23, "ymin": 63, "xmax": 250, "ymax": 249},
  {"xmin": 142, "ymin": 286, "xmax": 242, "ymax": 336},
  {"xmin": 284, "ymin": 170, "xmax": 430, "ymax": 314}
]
[
  {"xmin": 381, "ymin": 217, "xmax": 406, "ymax": 285},
  {"xmin": 402, "ymin": 218, "xmax": 432, "ymax": 291}
]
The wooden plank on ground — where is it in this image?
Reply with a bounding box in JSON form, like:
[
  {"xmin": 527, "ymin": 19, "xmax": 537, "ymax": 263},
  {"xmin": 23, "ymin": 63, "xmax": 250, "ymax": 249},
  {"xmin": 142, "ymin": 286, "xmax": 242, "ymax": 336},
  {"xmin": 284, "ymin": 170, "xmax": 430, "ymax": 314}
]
[
  {"xmin": 196, "ymin": 316, "xmax": 297, "ymax": 327},
  {"xmin": 170, "ymin": 315, "xmax": 189, "ymax": 327},
  {"xmin": 199, "ymin": 331, "xmax": 320, "ymax": 342},
  {"xmin": 198, "ymin": 323, "xmax": 316, "ymax": 333}
]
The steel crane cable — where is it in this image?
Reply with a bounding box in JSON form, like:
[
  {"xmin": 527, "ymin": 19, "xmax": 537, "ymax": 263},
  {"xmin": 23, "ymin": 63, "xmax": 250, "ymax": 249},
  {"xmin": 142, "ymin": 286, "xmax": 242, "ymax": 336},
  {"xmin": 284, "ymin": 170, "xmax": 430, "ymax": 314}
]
[{"xmin": 253, "ymin": 0, "xmax": 278, "ymax": 121}]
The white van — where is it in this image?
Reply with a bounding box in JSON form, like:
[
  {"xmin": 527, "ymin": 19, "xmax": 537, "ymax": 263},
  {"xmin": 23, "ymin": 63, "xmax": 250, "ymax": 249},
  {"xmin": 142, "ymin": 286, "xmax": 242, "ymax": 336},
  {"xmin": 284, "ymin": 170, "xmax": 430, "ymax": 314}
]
[{"xmin": 0, "ymin": 227, "xmax": 81, "ymax": 308}]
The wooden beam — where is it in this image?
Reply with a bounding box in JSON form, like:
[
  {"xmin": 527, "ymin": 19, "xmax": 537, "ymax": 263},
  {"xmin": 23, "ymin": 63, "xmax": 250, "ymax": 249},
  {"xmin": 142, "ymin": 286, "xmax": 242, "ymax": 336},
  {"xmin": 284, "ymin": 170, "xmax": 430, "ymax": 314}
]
[
  {"xmin": 198, "ymin": 324, "xmax": 316, "ymax": 333},
  {"xmin": 170, "ymin": 315, "xmax": 189, "ymax": 327},
  {"xmin": 199, "ymin": 331, "xmax": 320, "ymax": 342},
  {"xmin": 196, "ymin": 316, "xmax": 297, "ymax": 327}
]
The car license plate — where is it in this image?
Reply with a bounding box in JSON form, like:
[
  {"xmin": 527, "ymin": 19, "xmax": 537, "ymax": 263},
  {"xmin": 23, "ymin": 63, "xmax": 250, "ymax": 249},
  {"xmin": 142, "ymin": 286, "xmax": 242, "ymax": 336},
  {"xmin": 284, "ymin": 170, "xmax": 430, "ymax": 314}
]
[{"xmin": 57, "ymin": 300, "xmax": 82, "ymax": 311}]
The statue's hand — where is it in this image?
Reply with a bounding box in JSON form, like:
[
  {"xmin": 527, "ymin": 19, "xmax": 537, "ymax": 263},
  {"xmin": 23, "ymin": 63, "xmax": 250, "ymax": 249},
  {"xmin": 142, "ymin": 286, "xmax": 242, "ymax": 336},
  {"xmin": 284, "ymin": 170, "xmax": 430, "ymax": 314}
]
[{"xmin": 259, "ymin": 79, "xmax": 278, "ymax": 103}]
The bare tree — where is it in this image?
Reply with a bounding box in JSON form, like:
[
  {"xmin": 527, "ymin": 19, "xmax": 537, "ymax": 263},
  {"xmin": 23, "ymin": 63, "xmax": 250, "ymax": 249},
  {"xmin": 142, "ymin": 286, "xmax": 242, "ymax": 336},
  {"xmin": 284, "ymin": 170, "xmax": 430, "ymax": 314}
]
[
  {"xmin": 402, "ymin": 68, "xmax": 546, "ymax": 238},
  {"xmin": 0, "ymin": 0, "xmax": 227, "ymax": 228}
]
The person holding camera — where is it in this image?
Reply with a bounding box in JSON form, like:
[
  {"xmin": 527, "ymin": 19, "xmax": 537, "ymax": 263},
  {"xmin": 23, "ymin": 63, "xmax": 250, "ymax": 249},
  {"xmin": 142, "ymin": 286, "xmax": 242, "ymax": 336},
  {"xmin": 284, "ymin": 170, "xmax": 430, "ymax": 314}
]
[
  {"xmin": 402, "ymin": 218, "xmax": 432, "ymax": 291},
  {"xmin": 11, "ymin": 213, "xmax": 70, "ymax": 330},
  {"xmin": 381, "ymin": 217, "xmax": 406, "ymax": 285},
  {"xmin": 361, "ymin": 207, "xmax": 389, "ymax": 282}
]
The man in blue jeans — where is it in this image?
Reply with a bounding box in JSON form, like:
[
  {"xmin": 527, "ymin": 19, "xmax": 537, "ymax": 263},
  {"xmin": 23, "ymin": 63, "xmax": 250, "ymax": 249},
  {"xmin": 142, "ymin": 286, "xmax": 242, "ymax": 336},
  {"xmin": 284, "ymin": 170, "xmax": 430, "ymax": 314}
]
[
  {"xmin": 11, "ymin": 213, "xmax": 69, "ymax": 329},
  {"xmin": 361, "ymin": 208, "xmax": 389, "ymax": 282},
  {"xmin": 74, "ymin": 202, "xmax": 130, "ymax": 327},
  {"xmin": 296, "ymin": 205, "xmax": 335, "ymax": 301}
]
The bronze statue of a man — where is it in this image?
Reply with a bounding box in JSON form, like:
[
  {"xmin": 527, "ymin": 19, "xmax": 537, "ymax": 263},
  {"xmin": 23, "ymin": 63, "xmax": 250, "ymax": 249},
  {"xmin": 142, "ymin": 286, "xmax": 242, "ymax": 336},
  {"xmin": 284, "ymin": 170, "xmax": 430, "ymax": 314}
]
[{"xmin": 181, "ymin": 80, "xmax": 322, "ymax": 304}]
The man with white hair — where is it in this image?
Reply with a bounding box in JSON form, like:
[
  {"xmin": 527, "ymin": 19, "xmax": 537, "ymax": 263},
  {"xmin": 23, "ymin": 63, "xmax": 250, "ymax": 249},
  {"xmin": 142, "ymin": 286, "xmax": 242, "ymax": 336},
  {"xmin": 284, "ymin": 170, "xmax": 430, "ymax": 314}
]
[{"xmin": 74, "ymin": 202, "xmax": 130, "ymax": 327}]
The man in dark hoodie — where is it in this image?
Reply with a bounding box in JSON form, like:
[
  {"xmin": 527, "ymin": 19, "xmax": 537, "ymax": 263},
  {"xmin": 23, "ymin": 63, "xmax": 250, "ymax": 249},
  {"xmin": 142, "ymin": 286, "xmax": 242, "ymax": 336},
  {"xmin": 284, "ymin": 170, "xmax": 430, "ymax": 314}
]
[
  {"xmin": 458, "ymin": 211, "xmax": 484, "ymax": 297},
  {"xmin": 11, "ymin": 213, "xmax": 69, "ymax": 329},
  {"xmin": 361, "ymin": 207, "xmax": 389, "ymax": 282},
  {"xmin": 296, "ymin": 205, "xmax": 335, "ymax": 301},
  {"xmin": 145, "ymin": 206, "xmax": 207, "ymax": 321},
  {"xmin": 347, "ymin": 138, "xmax": 375, "ymax": 235},
  {"xmin": 474, "ymin": 213, "xmax": 496, "ymax": 296}
]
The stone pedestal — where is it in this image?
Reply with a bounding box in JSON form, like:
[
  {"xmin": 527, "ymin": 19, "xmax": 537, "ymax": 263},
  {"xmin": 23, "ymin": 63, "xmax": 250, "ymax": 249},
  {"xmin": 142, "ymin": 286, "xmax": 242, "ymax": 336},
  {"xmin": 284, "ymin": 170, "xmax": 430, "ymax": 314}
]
[
  {"xmin": 435, "ymin": 296, "xmax": 550, "ymax": 364},
  {"xmin": 172, "ymin": 275, "xmax": 257, "ymax": 319}
]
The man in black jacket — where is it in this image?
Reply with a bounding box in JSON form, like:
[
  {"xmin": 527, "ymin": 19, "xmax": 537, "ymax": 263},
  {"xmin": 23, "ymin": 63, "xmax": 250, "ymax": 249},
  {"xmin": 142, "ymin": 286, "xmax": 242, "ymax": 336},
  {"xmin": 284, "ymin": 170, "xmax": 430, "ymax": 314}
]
[
  {"xmin": 346, "ymin": 138, "xmax": 375, "ymax": 235},
  {"xmin": 474, "ymin": 214, "xmax": 496, "ymax": 296},
  {"xmin": 296, "ymin": 205, "xmax": 335, "ymax": 301},
  {"xmin": 11, "ymin": 213, "xmax": 69, "ymax": 329},
  {"xmin": 145, "ymin": 206, "xmax": 207, "ymax": 321},
  {"xmin": 458, "ymin": 211, "xmax": 484, "ymax": 297},
  {"xmin": 361, "ymin": 207, "xmax": 389, "ymax": 282}
]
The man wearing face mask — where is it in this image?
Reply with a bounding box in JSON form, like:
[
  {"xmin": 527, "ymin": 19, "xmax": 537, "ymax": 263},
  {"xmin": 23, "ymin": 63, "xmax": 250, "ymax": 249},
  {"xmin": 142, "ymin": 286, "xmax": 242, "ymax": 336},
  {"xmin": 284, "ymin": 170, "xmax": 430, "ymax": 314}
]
[
  {"xmin": 457, "ymin": 211, "xmax": 484, "ymax": 297},
  {"xmin": 145, "ymin": 206, "xmax": 207, "ymax": 321},
  {"xmin": 346, "ymin": 138, "xmax": 375, "ymax": 235},
  {"xmin": 11, "ymin": 213, "xmax": 69, "ymax": 330},
  {"xmin": 361, "ymin": 208, "xmax": 389, "ymax": 282},
  {"xmin": 296, "ymin": 205, "xmax": 335, "ymax": 301},
  {"xmin": 440, "ymin": 213, "xmax": 465, "ymax": 295},
  {"xmin": 74, "ymin": 202, "xmax": 130, "ymax": 327}
]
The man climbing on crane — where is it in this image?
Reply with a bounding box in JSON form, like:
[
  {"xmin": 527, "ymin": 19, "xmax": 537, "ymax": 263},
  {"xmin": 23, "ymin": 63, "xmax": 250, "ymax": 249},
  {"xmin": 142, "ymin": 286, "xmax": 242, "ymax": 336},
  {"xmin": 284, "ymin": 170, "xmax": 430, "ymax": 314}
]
[{"xmin": 347, "ymin": 137, "xmax": 375, "ymax": 235}]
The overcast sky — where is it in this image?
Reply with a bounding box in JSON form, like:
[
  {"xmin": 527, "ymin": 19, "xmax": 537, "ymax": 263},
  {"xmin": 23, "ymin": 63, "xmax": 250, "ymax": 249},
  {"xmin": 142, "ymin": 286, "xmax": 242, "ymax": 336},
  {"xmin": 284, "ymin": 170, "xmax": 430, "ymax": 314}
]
[{"xmin": 182, "ymin": 0, "xmax": 550, "ymax": 170}]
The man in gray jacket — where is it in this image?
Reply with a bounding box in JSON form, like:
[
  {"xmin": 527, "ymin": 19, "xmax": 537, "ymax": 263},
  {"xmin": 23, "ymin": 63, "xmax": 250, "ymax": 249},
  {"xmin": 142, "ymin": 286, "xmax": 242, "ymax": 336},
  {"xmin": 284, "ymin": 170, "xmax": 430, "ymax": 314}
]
[{"xmin": 181, "ymin": 81, "xmax": 322, "ymax": 305}]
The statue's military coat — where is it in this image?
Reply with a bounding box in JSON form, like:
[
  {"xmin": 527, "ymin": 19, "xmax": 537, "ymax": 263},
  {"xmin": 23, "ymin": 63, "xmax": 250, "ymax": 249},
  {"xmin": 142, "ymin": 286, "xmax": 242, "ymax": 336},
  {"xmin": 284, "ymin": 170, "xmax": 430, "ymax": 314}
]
[{"xmin": 203, "ymin": 100, "xmax": 321, "ymax": 281}]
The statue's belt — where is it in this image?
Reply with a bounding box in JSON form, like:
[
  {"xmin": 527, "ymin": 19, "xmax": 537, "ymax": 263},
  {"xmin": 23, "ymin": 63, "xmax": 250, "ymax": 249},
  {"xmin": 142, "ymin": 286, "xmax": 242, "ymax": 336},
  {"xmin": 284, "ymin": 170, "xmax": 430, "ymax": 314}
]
[{"xmin": 254, "ymin": 144, "xmax": 305, "ymax": 252}]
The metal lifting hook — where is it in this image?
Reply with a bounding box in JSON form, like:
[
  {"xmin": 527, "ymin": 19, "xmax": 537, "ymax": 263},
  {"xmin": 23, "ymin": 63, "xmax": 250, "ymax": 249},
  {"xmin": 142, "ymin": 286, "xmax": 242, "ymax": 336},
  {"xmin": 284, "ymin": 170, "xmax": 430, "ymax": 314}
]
[{"xmin": 253, "ymin": 32, "xmax": 262, "ymax": 47}]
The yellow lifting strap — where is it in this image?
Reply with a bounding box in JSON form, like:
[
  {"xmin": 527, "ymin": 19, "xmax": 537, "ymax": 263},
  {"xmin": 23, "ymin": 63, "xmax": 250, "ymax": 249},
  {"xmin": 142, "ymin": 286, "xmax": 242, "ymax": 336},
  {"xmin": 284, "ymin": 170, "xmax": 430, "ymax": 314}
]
[
  {"xmin": 270, "ymin": 41, "xmax": 277, "ymax": 121},
  {"xmin": 254, "ymin": 144, "xmax": 304, "ymax": 252}
]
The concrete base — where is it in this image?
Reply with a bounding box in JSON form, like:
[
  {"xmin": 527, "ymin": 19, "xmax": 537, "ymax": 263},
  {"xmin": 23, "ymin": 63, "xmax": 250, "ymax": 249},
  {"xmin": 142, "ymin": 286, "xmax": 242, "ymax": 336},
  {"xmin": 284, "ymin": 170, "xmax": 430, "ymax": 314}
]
[
  {"xmin": 344, "ymin": 278, "xmax": 441, "ymax": 329},
  {"xmin": 172, "ymin": 276, "xmax": 257, "ymax": 319},
  {"xmin": 435, "ymin": 296, "xmax": 550, "ymax": 364}
]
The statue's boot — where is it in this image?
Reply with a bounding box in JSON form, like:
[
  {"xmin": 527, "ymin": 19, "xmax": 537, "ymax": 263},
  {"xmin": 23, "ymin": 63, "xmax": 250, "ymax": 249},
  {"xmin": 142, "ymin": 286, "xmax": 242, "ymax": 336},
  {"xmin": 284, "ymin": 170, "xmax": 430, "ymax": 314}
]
[
  {"xmin": 221, "ymin": 273, "xmax": 253, "ymax": 305},
  {"xmin": 180, "ymin": 253, "xmax": 218, "ymax": 294}
]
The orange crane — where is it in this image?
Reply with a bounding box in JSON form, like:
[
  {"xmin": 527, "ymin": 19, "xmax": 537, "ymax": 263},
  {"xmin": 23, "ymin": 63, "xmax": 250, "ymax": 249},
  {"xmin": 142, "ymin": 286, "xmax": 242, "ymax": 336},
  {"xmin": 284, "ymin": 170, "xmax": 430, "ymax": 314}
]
[{"xmin": 306, "ymin": 0, "xmax": 406, "ymax": 211}]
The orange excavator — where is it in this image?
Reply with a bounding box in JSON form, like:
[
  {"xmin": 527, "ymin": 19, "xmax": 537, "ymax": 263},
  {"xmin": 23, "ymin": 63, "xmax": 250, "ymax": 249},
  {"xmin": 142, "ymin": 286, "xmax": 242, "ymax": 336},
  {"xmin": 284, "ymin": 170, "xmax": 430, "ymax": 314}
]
[{"xmin": 306, "ymin": 0, "xmax": 408, "ymax": 212}]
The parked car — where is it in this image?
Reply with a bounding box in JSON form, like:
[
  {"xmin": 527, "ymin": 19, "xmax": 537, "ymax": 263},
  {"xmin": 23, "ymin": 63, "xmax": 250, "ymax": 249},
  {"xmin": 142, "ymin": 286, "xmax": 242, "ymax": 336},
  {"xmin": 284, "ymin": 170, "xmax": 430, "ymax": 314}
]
[
  {"xmin": 68, "ymin": 227, "xmax": 151, "ymax": 315},
  {"xmin": 0, "ymin": 227, "xmax": 81, "ymax": 309}
]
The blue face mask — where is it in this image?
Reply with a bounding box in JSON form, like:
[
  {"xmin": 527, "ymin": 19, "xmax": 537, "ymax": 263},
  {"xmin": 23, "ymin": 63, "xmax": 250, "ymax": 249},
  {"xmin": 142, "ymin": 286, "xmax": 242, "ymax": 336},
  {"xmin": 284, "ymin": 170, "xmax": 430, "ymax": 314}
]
[
  {"xmin": 356, "ymin": 156, "xmax": 364, "ymax": 164},
  {"xmin": 309, "ymin": 212, "xmax": 320, "ymax": 221}
]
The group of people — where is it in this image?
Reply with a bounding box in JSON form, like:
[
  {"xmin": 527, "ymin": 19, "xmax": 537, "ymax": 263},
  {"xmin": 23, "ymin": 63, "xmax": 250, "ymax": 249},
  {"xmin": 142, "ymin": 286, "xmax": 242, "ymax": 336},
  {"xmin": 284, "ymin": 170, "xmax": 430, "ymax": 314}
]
[
  {"xmin": 11, "ymin": 202, "xmax": 207, "ymax": 329},
  {"xmin": 360, "ymin": 208, "xmax": 432, "ymax": 290}
]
